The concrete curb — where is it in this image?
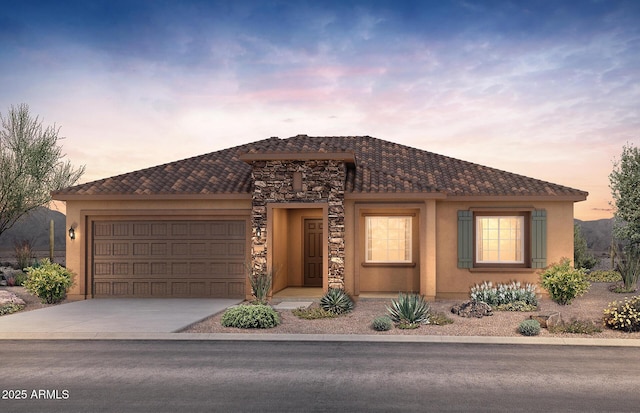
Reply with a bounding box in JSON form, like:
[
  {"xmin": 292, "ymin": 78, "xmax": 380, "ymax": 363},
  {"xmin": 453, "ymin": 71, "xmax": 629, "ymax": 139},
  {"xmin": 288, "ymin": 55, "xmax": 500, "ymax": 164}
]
[{"xmin": 1, "ymin": 331, "xmax": 639, "ymax": 346}]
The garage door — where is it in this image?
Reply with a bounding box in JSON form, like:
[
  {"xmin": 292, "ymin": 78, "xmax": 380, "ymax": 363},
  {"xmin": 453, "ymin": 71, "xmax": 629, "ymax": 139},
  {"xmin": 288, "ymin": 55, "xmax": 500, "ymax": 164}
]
[{"xmin": 92, "ymin": 220, "xmax": 247, "ymax": 298}]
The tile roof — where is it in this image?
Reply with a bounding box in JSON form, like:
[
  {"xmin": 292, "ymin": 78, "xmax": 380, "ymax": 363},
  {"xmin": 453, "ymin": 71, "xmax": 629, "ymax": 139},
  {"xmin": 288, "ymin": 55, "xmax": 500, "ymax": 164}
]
[{"xmin": 52, "ymin": 135, "xmax": 588, "ymax": 199}]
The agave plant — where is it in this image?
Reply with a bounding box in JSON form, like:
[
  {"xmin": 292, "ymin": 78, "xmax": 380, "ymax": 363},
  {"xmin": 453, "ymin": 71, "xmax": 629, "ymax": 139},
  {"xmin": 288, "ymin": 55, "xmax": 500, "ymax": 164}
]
[
  {"xmin": 386, "ymin": 292, "xmax": 430, "ymax": 328},
  {"xmin": 319, "ymin": 288, "xmax": 354, "ymax": 315}
]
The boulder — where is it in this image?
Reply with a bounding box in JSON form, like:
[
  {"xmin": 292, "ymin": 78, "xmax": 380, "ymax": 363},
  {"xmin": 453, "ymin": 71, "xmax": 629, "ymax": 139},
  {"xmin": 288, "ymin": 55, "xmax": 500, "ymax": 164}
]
[
  {"xmin": 0, "ymin": 290, "xmax": 26, "ymax": 307},
  {"xmin": 530, "ymin": 312, "xmax": 562, "ymax": 329},
  {"xmin": 451, "ymin": 301, "xmax": 493, "ymax": 318}
]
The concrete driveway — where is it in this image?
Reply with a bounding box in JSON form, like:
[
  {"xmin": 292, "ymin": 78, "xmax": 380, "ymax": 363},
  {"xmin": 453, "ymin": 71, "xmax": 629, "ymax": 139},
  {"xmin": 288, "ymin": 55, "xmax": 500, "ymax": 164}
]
[{"xmin": 0, "ymin": 298, "xmax": 241, "ymax": 333}]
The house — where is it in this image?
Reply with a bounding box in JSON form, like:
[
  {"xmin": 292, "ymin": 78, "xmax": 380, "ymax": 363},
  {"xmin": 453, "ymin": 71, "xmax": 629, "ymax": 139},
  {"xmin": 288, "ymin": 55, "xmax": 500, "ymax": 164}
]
[{"xmin": 52, "ymin": 135, "xmax": 587, "ymax": 300}]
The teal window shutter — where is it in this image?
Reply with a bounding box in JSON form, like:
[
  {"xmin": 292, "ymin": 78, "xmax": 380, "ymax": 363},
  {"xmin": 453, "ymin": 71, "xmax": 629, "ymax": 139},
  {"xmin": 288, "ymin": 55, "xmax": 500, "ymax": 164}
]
[
  {"xmin": 531, "ymin": 210, "xmax": 547, "ymax": 268},
  {"xmin": 458, "ymin": 211, "xmax": 473, "ymax": 268}
]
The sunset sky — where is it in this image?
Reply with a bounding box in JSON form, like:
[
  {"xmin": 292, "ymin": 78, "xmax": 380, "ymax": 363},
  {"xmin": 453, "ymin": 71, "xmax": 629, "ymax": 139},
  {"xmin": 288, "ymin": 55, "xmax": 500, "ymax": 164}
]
[{"xmin": 2, "ymin": 0, "xmax": 638, "ymax": 221}]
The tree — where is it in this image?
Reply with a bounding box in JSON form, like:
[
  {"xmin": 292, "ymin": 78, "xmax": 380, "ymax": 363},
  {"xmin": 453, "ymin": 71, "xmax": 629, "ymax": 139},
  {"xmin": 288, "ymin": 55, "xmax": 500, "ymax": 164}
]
[
  {"xmin": 609, "ymin": 143, "xmax": 640, "ymax": 250},
  {"xmin": 574, "ymin": 223, "xmax": 597, "ymax": 270},
  {"xmin": 0, "ymin": 104, "xmax": 84, "ymax": 238}
]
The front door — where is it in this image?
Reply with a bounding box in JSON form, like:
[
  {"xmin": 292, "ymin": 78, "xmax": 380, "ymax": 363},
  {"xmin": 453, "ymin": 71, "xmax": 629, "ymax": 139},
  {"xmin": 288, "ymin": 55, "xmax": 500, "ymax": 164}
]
[{"xmin": 304, "ymin": 219, "xmax": 323, "ymax": 287}]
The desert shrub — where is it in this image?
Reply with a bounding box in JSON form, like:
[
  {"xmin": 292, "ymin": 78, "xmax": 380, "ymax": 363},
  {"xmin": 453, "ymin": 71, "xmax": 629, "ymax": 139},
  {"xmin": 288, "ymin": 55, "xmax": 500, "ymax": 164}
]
[
  {"xmin": 221, "ymin": 304, "xmax": 280, "ymax": 329},
  {"xmin": 23, "ymin": 259, "xmax": 74, "ymax": 304},
  {"xmin": 494, "ymin": 301, "xmax": 538, "ymax": 312},
  {"xmin": 614, "ymin": 246, "xmax": 640, "ymax": 292},
  {"xmin": 14, "ymin": 240, "xmax": 34, "ymax": 270},
  {"xmin": 319, "ymin": 289, "xmax": 354, "ymax": 315},
  {"xmin": 540, "ymin": 259, "xmax": 590, "ymax": 305},
  {"xmin": 0, "ymin": 303, "xmax": 25, "ymax": 316},
  {"xmin": 248, "ymin": 268, "xmax": 272, "ymax": 304},
  {"xmin": 428, "ymin": 311, "xmax": 454, "ymax": 325},
  {"xmin": 603, "ymin": 296, "xmax": 640, "ymax": 332},
  {"xmin": 548, "ymin": 319, "xmax": 602, "ymax": 335},
  {"xmin": 470, "ymin": 281, "xmax": 538, "ymax": 308},
  {"xmin": 586, "ymin": 270, "xmax": 622, "ymax": 283},
  {"xmin": 518, "ymin": 319, "xmax": 541, "ymax": 336},
  {"xmin": 387, "ymin": 292, "xmax": 430, "ymax": 328},
  {"xmin": 292, "ymin": 307, "xmax": 337, "ymax": 320},
  {"xmin": 372, "ymin": 315, "xmax": 393, "ymax": 331},
  {"xmin": 6, "ymin": 271, "xmax": 27, "ymax": 287}
]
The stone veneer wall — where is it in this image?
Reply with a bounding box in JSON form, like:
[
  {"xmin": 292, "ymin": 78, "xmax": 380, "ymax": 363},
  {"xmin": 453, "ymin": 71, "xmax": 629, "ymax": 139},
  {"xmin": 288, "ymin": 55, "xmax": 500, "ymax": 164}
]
[{"xmin": 250, "ymin": 159, "xmax": 346, "ymax": 289}]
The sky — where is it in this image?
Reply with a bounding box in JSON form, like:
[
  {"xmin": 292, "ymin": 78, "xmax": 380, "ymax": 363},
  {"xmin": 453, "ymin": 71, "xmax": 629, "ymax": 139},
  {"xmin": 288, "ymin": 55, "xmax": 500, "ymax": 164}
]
[{"xmin": 1, "ymin": 0, "xmax": 639, "ymax": 221}]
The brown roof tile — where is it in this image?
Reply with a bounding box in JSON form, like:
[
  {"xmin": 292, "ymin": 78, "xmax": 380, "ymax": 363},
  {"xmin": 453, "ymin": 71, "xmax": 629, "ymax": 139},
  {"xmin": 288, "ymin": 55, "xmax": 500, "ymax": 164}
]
[{"xmin": 52, "ymin": 135, "xmax": 588, "ymax": 199}]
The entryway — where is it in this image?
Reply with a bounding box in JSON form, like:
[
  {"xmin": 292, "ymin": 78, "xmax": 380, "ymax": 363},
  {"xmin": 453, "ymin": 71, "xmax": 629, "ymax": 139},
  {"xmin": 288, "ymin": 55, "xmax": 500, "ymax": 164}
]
[{"xmin": 269, "ymin": 206, "xmax": 326, "ymax": 294}]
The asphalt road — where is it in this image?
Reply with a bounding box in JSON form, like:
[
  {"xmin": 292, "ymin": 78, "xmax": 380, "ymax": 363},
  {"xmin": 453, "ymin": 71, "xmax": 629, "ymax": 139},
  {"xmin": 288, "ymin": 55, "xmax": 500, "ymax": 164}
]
[{"xmin": 1, "ymin": 340, "xmax": 639, "ymax": 412}]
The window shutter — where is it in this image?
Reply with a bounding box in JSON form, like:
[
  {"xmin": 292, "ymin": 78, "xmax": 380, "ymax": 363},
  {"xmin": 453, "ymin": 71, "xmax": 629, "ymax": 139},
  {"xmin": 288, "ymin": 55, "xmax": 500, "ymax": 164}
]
[
  {"xmin": 531, "ymin": 210, "xmax": 547, "ymax": 268},
  {"xmin": 457, "ymin": 210, "xmax": 473, "ymax": 268}
]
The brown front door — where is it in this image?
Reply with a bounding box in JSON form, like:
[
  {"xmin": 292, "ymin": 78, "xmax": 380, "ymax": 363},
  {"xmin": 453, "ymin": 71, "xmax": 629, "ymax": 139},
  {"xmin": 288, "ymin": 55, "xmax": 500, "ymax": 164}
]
[{"xmin": 304, "ymin": 219, "xmax": 323, "ymax": 287}]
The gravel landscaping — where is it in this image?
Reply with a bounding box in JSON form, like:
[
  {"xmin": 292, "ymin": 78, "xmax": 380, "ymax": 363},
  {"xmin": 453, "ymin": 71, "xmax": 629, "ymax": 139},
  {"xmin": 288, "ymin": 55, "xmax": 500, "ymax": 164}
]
[
  {"xmin": 182, "ymin": 283, "xmax": 640, "ymax": 339},
  {"xmin": 3, "ymin": 282, "xmax": 640, "ymax": 339}
]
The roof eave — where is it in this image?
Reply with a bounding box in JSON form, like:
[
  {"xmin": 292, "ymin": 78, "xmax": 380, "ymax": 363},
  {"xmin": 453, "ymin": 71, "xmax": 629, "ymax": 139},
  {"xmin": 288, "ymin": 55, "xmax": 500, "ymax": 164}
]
[
  {"xmin": 446, "ymin": 194, "xmax": 588, "ymax": 202},
  {"xmin": 345, "ymin": 192, "xmax": 447, "ymax": 200},
  {"xmin": 51, "ymin": 193, "xmax": 253, "ymax": 202}
]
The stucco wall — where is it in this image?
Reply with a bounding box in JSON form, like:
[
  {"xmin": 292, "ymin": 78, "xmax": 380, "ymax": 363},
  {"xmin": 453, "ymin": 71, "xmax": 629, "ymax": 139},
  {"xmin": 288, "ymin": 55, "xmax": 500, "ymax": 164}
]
[
  {"xmin": 63, "ymin": 198, "xmax": 251, "ymax": 300},
  {"xmin": 434, "ymin": 200, "xmax": 575, "ymax": 299},
  {"xmin": 351, "ymin": 204, "xmax": 422, "ymax": 294}
]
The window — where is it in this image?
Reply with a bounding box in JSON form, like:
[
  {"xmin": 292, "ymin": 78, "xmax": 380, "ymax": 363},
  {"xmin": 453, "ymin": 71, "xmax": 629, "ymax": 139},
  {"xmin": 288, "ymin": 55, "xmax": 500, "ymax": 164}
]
[
  {"xmin": 365, "ymin": 216, "xmax": 412, "ymax": 263},
  {"xmin": 457, "ymin": 210, "xmax": 547, "ymax": 269},
  {"xmin": 476, "ymin": 216, "xmax": 524, "ymax": 264}
]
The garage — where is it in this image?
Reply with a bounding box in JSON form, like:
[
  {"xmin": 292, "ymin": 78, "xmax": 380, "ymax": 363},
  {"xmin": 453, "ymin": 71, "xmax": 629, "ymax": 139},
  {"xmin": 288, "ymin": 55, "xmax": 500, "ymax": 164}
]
[{"xmin": 91, "ymin": 219, "xmax": 247, "ymax": 298}]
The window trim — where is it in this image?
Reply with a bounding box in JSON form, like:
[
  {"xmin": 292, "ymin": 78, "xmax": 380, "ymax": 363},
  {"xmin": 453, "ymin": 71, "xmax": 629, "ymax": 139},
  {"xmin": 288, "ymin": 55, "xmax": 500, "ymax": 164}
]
[
  {"xmin": 364, "ymin": 215, "xmax": 413, "ymax": 264},
  {"xmin": 473, "ymin": 211, "xmax": 531, "ymax": 269}
]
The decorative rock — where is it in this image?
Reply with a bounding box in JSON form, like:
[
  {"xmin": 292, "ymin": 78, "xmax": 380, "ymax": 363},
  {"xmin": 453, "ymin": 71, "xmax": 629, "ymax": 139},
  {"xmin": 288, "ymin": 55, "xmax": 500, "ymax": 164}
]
[
  {"xmin": 0, "ymin": 290, "xmax": 26, "ymax": 307},
  {"xmin": 451, "ymin": 301, "xmax": 493, "ymax": 318},
  {"xmin": 531, "ymin": 312, "xmax": 562, "ymax": 329}
]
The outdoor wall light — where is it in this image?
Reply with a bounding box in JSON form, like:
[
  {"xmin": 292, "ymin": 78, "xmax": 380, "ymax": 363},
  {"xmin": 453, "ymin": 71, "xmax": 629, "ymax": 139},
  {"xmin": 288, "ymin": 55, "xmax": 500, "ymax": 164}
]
[
  {"xmin": 256, "ymin": 227, "xmax": 262, "ymax": 238},
  {"xmin": 68, "ymin": 226, "xmax": 76, "ymax": 240}
]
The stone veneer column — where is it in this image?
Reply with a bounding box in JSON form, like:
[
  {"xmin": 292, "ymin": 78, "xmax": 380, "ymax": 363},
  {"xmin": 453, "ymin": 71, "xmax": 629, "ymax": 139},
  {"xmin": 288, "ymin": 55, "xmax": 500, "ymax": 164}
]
[{"xmin": 249, "ymin": 159, "xmax": 346, "ymax": 290}]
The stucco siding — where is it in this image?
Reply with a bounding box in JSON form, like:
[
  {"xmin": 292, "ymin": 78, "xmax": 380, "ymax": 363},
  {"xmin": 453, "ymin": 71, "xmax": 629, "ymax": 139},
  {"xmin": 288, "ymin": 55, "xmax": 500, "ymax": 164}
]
[{"xmin": 434, "ymin": 200, "xmax": 575, "ymax": 299}]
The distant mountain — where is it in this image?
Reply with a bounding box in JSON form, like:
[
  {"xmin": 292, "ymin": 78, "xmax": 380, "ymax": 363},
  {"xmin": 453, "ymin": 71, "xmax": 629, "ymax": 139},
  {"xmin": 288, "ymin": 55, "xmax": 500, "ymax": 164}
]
[
  {"xmin": 575, "ymin": 218, "xmax": 613, "ymax": 254},
  {"xmin": 0, "ymin": 207, "xmax": 66, "ymax": 250}
]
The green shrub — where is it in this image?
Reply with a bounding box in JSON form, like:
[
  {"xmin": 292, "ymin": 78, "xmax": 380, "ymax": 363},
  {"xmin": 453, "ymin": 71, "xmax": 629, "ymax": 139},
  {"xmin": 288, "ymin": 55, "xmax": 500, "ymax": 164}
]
[
  {"xmin": 386, "ymin": 292, "xmax": 430, "ymax": 328},
  {"xmin": 586, "ymin": 270, "xmax": 622, "ymax": 283},
  {"xmin": 428, "ymin": 311, "xmax": 454, "ymax": 325},
  {"xmin": 6, "ymin": 271, "xmax": 27, "ymax": 287},
  {"xmin": 292, "ymin": 307, "xmax": 337, "ymax": 319},
  {"xmin": 13, "ymin": 271, "xmax": 26, "ymax": 286},
  {"xmin": 548, "ymin": 319, "xmax": 602, "ymax": 335},
  {"xmin": 372, "ymin": 315, "xmax": 393, "ymax": 331},
  {"xmin": 540, "ymin": 259, "xmax": 590, "ymax": 305},
  {"xmin": 603, "ymin": 296, "xmax": 640, "ymax": 332},
  {"xmin": 23, "ymin": 259, "xmax": 74, "ymax": 304},
  {"xmin": 0, "ymin": 303, "xmax": 24, "ymax": 316},
  {"xmin": 248, "ymin": 268, "xmax": 272, "ymax": 304},
  {"xmin": 221, "ymin": 304, "xmax": 281, "ymax": 329},
  {"xmin": 470, "ymin": 281, "xmax": 538, "ymax": 308},
  {"xmin": 518, "ymin": 319, "xmax": 541, "ymax": 336},
  {"xmin": 319, "ymin": 289, "xmax": 354, "ymax": 315},
  {"xmin": 494, "ymin": 301, "xmax": 538, "ymax": 312}
]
